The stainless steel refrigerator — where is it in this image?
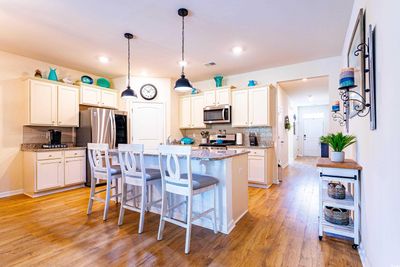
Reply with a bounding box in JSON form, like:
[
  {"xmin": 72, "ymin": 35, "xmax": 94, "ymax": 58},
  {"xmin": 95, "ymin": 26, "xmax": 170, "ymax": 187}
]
[{"xmin": 76, "ymin": 108, "xmax": 127, "ymax": 186}]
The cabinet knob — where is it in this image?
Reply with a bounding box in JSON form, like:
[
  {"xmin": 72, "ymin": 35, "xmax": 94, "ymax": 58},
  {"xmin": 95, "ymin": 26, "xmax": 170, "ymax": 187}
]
[{"xmin": 58, "ymin": 121, "xmax": 62, "ymax": 124}]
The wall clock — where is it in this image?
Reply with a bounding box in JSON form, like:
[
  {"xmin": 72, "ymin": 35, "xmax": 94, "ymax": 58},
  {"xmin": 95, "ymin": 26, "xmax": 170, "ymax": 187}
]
[{"xmin": 140, "ymin": 84, "xmax": 157, "ymax": 100}]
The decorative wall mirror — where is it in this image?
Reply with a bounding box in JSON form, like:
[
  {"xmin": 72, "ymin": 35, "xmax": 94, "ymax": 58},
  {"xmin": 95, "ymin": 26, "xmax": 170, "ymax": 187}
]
[{"xmin": 347, "ymin": 9, "xmax": 366, "ymax": 118}]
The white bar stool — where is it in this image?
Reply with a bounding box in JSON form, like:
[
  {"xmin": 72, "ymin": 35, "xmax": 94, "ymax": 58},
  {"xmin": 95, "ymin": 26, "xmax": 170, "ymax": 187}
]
[
  {"xmin": 87, "ymin": 143, "xmax": 121, "ymax": 221},
  {"xmin": 117, "ymin": 144, "xmax": 162, "ymax": 233},
  {"xmin": 157, "ymin": 145, "xmax": 218, "ymax": 254}
]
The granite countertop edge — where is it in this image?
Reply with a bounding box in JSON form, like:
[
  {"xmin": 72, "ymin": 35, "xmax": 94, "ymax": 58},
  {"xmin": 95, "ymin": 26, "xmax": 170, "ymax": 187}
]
[{"xmin": 21, "ymin": 145, "xmax": 86, "ymax": 152}]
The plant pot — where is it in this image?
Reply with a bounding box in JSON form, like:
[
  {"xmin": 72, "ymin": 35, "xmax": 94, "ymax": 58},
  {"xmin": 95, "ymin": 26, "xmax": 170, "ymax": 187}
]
[{"xmin": 331, "ymin": 151, "xmax": 345, "ymax": 163}]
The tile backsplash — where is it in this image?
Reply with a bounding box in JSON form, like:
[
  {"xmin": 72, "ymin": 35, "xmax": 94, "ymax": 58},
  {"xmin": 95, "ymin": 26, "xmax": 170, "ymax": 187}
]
[
  {"xmin": 23, "ymin": 126, "xmax": 75, "ymax": 145},
  {"xmin": 182, "ymin": 125, "xmax": 273, "ymax": 146}
]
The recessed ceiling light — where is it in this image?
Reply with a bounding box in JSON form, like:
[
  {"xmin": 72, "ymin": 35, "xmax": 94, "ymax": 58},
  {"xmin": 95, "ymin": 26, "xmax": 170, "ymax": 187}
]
[
  {"xmin": 308, "ymin": 95, "xmax": 313, "ymax": 102},
  {"xmin": 302, "ymin": 78, "xmax": 308, "ymax": 82},
  {"xmin": 232, "ymin": 46, "xmax": 243, "ymax": 55},
  {"xmin": 141, "ymin": 70, "xmax": 148, "ymax": 76},
  {"xmin": 98, "ymin": 56, "xmax": 109, "ymax": 64},
  {"xmin": 178, "ymin": 60, "xmax": 187, "ymax": 67}
]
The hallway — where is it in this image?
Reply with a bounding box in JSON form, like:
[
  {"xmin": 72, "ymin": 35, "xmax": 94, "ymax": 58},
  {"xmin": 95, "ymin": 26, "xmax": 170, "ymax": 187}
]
[{"xmin": 0, "ymin": 157, "xmax": 362, "ymax": 266}]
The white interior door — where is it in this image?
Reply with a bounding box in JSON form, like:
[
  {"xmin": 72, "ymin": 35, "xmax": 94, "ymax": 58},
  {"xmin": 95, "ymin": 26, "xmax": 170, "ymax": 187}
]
[
  {"xmin": 303, "ymin": 118, "xmax": 324, "ymax": 156},
  {"xmin": 131, "ymin": 102, "xmax": 165, "ymax": 152}
]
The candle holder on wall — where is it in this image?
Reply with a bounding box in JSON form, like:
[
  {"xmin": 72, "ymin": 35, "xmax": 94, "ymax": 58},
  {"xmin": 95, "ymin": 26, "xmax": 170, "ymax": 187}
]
[{"xmin": 331, "ymin": 100, "xmax": 349, "ymax": 132}]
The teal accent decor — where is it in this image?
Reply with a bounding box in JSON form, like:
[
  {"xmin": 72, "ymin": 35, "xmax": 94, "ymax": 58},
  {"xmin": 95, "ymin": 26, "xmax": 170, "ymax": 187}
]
[
  {"xmin": 96, "ymin": 78, "xmax": 111, "ymax": 88},
  {"xmin": 214, "ymin": 75, "xmax": 223, "ymax": 87},
  {"xmin": 48, "ymin": 68, "xmax": 58, "ymax": 81}
]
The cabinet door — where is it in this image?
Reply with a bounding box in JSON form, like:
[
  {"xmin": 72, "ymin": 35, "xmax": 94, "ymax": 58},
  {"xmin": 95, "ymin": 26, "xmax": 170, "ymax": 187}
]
[
  {"xmin": 64, "ymin": 157, "xmax": 86, "ymax": 185},
  {"xmin": 249, "ymin": 87, "xmax": 269, "ymax": 126},
  {"xmin": 101, "ymin": 90, "xmax": 118, "ymax": 109},
  {"xmin": 216, "ymin": 88, "xmax": 231, "ymax": 105},
  {"xmin": 29, "ymin": 80, "xmax": 57, "ymax": 125},
  {"xmin": 232, "ymin": 90, "xmax": 248, "ymax": 127},
  {"xmin": 248, "ymin": 156, "xmax": 265, "ymax": 183},
  {"xmin": 191, "ymin": 95, "xmax": 205, "ymax": 128},
  {"xmin": 58, "ymin": 86, "xmax": 79, "ymax": 126},
  {"xmin": 204, "ymin": 90, "xmax": 216, "ymax": 106},
  {"xmin": 36, "ymin": 159, "xmax": 64, "ymax": 191},
  {"xmin": 80, "ymin": 86, "xmax": 101, "ymax": 106},
  {"xmin": 179, "ymin": 96, "xmax": 191, "ymax": 128}
]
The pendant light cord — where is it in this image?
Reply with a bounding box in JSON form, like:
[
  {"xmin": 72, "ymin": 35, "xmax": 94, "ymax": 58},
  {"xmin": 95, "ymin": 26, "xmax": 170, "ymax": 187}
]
[
  {"xmin": 181, "ymin": 15, "xmax": 185, "ymax": 76},
  {"xmin": 127, "ymin": 37, "xmax": 131, "ymax": 88}
]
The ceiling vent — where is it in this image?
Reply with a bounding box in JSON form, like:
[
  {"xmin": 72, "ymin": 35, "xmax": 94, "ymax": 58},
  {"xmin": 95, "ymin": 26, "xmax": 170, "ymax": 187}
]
[{"xmin": 204, "ymin": 62, "xmax": 216, "ymax": 67}]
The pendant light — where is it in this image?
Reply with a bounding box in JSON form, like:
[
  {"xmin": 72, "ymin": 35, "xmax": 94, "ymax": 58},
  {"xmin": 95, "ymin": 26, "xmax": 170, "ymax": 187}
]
[
  {"xmin": 121, "ymin": 33, "xmax": 137, "ymax": 99},
  {"xmin": 174, "ymin": 8, "xmax": 193, "ymax": 92}
]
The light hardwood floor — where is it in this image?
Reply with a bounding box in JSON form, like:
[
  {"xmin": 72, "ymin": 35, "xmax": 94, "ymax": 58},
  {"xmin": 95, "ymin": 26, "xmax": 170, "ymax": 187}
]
[{"xmin": 0, "ymin": 157, "xmax": 361, "ymax": 266}]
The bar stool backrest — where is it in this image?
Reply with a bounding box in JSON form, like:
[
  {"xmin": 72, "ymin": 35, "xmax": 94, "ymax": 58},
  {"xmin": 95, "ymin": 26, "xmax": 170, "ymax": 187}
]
[
  {"xmin": 87, "ymin": 143, "xmax": 111, "ymax": 180},
  {"xmin": 118, "ymin": 144, "xmax": 146, "ymax": 185}
]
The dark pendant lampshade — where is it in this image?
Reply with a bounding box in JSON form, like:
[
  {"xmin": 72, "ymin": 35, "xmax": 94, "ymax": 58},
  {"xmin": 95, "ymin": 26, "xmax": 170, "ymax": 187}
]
[
  {"xmin": 174, "ymin": 74, "xmax": 192, "ymax": 92},
  {"xmin": 121, "ymin": 32, "xmax": 137, "ymax": 100},
  {"xmin": 174, "ymin": 8, "xmax": 192, "ymax": 92}
]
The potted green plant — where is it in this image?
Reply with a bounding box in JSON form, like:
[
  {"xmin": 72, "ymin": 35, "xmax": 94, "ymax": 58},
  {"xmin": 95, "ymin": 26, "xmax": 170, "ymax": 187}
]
[{"xmin": 320, "ymin": 133, "xmax": 356, "ymax": 162}]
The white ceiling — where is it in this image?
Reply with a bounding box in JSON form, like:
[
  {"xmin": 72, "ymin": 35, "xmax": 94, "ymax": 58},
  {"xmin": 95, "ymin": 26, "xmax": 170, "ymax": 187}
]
[
  {"xmin": 0, "ymin": 0, "xmax": 353, "ymax": 81},
  {"xmin": 279, "ymin": 76, "xmax": 329, "ymax": 106}
]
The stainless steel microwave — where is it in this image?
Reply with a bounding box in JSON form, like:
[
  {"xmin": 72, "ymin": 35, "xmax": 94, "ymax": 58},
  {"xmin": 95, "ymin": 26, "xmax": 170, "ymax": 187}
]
[{"xmin": 203, "ymin": 105, "xmax": 231, "ymax": 124}]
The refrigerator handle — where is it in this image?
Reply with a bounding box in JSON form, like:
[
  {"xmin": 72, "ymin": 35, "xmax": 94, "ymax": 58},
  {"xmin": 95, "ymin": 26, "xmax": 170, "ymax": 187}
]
[{"xmin": 111, "ymin": 113, "xmax": 116, "ymax": 149}]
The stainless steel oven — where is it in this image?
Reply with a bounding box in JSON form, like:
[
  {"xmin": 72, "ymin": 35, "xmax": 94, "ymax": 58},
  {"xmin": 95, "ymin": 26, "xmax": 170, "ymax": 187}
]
[{"xmin": 203, "ymin": 105, "xmax": 231, "ymax": 124}]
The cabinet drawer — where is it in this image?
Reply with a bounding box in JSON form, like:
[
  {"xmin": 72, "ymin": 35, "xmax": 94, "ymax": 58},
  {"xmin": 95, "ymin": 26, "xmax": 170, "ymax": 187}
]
[
  {"xmin": 65, "ymin": 150, "xmax": 85, "ymax": 158},
  {"xmin": 248, "ymin": 149, "xmax": 265, "ymax": 157},
  {"xmin": 37, "ymin": 151, "xmax": 63, "ymax": 160}
]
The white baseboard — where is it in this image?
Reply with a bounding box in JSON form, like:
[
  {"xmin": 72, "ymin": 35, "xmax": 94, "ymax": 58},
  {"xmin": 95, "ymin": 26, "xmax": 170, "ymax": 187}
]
[
  {"xmin": 0, "ymin": 189, "xmax": 24, "ymax": 198},
  {"xmin": 358, "ymin": 243, "xmax": 371, "ymax": 267}
]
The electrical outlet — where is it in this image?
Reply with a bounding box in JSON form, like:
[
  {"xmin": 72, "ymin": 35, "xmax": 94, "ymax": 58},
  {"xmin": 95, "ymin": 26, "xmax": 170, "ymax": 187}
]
[{"xmin": 192, "ymin": 133, "xmax": 196, "ymax": 138}]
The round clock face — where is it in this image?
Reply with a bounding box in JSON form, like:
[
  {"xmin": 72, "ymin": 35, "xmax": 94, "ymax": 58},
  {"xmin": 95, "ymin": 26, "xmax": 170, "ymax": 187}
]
[{"xmin": 140, "ymin": 84, "xmax": 157, "ymax": 100}]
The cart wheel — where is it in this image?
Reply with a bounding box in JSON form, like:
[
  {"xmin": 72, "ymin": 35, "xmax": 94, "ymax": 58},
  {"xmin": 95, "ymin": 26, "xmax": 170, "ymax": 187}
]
[
  {"xmin": 352, "ymin": 244, "xmax": 358, "ymax": 249},
  {"xmin": 319, "ymin": 236, "xmax": 323, "ymax": 241}
]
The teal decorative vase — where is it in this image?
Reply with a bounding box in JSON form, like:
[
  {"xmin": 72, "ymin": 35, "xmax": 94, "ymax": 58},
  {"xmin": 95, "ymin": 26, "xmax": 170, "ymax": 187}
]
[
  {"xmin": 214, "ymin": 75, "xmax": 223, "ymax": 87},
  {"xmin": 48, "ymin": 68, "xmax": 58, "ymax": 81}
]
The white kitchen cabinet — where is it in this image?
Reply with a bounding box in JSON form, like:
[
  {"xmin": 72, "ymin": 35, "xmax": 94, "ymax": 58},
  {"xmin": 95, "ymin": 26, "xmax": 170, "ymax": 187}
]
[
  {"xmin": 57, "ymin": 85, "xmax": 79, "ymax": 126},
  {"xmin": 29, "ymin": 80, "xmax": 57, "ymax": 125},
  {"xmin": 216, "ymin": 88, "xmax": 231, "ymax": 105},
  {"xmin": 248, "ymin": 155, "xmax": 265, "ymax": 183},
  {"xmin": 179, "ymin": 95, "xmax": 205, "ymax": 129},
  {"xmin": 191, "ymin": 95, "xmax": 206, "ymax": 128},
  {"xmin": 80, "ymin": 85, "xmax": 118, "ymax": 109},
  {"xmin": 204, "ymin": 90, "xmax": 216, "ymax": 106},
  {"xmin": 101, "ymin": 90, "xmax": 118, "ymax": 108},
  {"xmin": 249, "ymin": 87, "xmax": 269, "ymax": 126},
  {"xmin": 23, "ymin": 150, "xmax": 86, "ymax": 197},
  {"xmin": 27, "ymin": 79, "xmax": 79, "ymax": 127},
  {"xmin": 80, "ymin": 85, "xmax": 101, "ymax": 106},
  {"xmin": 232, "ymin": 86, "xmax": 273, "ymax": 127},
  {"xmin": 179, "ymin": 96, "xmax": 192, "ymax": 128},
  {"xmin": 232, "ymin": 89, "xmax": 249, "ymax": 127},
  {"xmin": 64, "ymin": 155, "xmax": 86, "ymax": 185}
]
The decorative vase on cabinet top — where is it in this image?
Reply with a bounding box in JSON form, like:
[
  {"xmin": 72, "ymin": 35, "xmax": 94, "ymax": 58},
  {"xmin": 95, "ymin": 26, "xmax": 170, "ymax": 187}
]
[
  {"xmin": 48, "ymin": 68, "xmax": 58, "ymax": 81},
  {"xmin": 214, "ymin": 75, "xmax": 223, "ymax": 87}
]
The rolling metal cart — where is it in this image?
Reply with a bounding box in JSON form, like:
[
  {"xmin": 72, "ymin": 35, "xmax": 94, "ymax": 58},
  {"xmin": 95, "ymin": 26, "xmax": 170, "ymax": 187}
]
[{"xmin": 316, "ymin": 158, "xmax": 362, "ymax": 249}]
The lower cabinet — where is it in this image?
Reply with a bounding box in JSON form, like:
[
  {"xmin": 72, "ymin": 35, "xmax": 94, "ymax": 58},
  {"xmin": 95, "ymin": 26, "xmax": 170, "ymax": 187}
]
[
  {"xmin": 248, "ymin": 155, "xmax": 265, "ymax": 184},
  {"xmin": 23, "ymin": 149, "xmax": 86, "ymax": 197}
]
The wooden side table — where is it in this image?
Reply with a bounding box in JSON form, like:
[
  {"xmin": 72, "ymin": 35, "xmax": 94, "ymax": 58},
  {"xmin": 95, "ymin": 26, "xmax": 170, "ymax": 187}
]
[{"xmin": 316, "ymin": 158, "xmax": 362, "ymax": 249}]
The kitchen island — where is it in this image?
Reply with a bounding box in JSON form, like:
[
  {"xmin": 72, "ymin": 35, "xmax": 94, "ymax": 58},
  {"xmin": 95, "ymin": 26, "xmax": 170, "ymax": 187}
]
[{"xmin": 113, "ymin": 149, "xmax": 249, "ymax": 234}]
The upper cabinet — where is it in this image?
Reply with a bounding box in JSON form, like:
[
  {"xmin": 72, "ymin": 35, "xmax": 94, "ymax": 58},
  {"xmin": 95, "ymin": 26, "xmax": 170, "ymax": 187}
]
[
  {"xmin": 202, "ymin": 86, "xmax": 233, "ymax": 106},
  {"xmin": 27, "ymin": 79, "xmax": 79, "ymax": 127},
  {"xmin": 179, "ymin": 95, "xmax": 205, "ymax": 129},
  {"xmin": 80, "ymin": 85, "xmax": 118, "ymax": 109},
  {"xmin": 232, "ymin": 85, "xmax": 275, "ymax": 127}
]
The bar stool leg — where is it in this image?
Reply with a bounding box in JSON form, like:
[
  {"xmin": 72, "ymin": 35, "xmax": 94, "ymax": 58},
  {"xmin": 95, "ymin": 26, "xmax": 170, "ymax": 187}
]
[
  {"xmin": 87, "ymin": 177, "xmax": 96, "ymax": 215},
  {"xmin": 157, "ymin": 189, "xmax": 167, "ymax": 240},
  {"xmin": 118, "ymin": 182, "xmax": 127, "ymax": 226},
  {"xmin": 185, "ymin": 195, "xmax": 193, "ymax": 254},
  {"xmin": 103, "ymin": 179, "xmax": 112, "ymax": 221},
  {"xmin": 114, "ymin": 178, "xmax": 119, "ymax": 203},
  {"xmin": 139, "ymin": 183, "xmax": 147, "ymax": 234},
  {"xmin": 212, "ymin": 185, "xmax": 218, "ymax": 233}
]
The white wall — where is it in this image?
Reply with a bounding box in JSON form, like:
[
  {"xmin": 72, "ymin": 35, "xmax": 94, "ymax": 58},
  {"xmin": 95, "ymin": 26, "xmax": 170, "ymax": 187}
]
[
  {"xmin": 337, "ymin": 1, "xmax": 400, "ymax": 266},
  {"xmin": 277, "ymin": 85, "xmax": 289, "ymax": 167},
  {"xmin": 0, "ymin": 50, "xmax": 102, "ymax": 196},
  {"xmin": 112, "ymin": 76, "xmax": 181, "ymax": 141},
  {"xmin": 192, "ymin": 56, "xmax": 343, "ymax": 134}
]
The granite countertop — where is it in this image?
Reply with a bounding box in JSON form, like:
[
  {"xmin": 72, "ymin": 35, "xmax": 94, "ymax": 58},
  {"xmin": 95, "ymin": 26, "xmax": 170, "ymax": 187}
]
[
  {"xmin": 227, "ymin": 145, "xmax": 274, "ymax": 149},
  {"xmin": 109, "ymin": 148, "xmax": 250, "ymax": 161},
  {"xmin": 21, "ymin": 144, "xmax": 86, "ymax": 152}
]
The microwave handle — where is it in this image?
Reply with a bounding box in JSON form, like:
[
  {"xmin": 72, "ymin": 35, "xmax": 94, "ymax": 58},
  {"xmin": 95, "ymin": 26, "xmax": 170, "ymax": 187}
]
[{"xmin": 222, "ymin": 109, "xmax": 226, "ymax": 121}]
